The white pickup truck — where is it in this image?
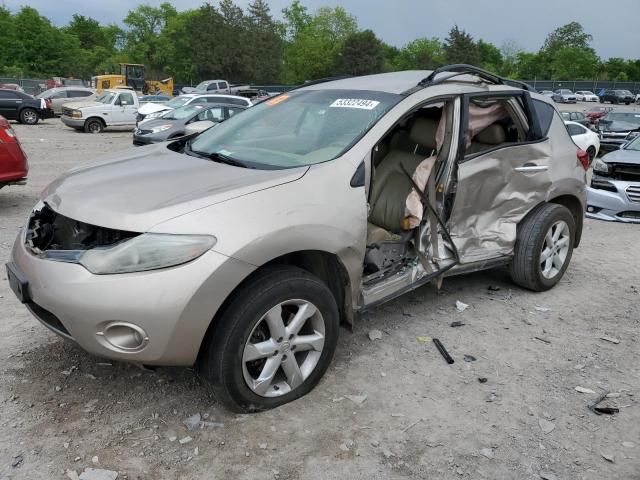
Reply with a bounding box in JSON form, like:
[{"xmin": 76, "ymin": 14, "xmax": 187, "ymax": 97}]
[{"xmin": 61, "ymin": 89, "xmax": 139, "ymax": 133}]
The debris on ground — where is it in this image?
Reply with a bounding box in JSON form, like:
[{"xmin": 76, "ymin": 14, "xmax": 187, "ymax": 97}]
[
  {"xmin": 345, "ymin": 394, "xmax": 367, "ymax": 405},
  {"xmin": 602, "ymin": 453, "xmax": 615, "ymax": 463},
  {"xmin": 534, "ymin": 336, "xmax": 551, "ymax": 344},
  {"xmin": 416, "ymin": 336, "xmax": 432, "ymax": 343},
  {"xmin": 368, "ymin": 329, "xmax": 383, "ymax": 341},
  {"xmin": 78, "ymin": 468, "xmax": 118, "ymax": 480},
  {"xmin": 184, "ymin": 413, "xmax": 202, "ymax": 431},
  {"xmin": 66, "ymin": 470, "xmax": 80, "ymax": 480},
  {"xmin": 463, "ymin": 355, "xmax": 476, "ymax": 362},
  {"xmin": 588, "ymin": 391, "xmax": 620, "ymax": 415},
  {"xmin": 479, "ymin": 447, "xmax": 494, "ymax": 459},
  {"xmin": 478, "ymin": 377, "xmax": 488, "ymax": 383},
  {"xmin": 600, "ymin": 336, "xmax": 620, "ymax": 344},
  {"xmin": 538, "ymin": 418, "xmax": 556, "ymax": 434},
  {"xmin": 487, "ymin": 285, "xmax": 501, "ymax": 291},
  {"xmin": 433, "ymin": 338, "xmax": 454, "ymax": 364},
  {"xmin": 575, "ymin": 386, "xmax": 596, "ymax": 394},
  {"xmin": 202, "ymin": 421, "xmax": 224, "ymax": 428},
  {"xmin": 534, "ymin": 306, "xmax": 551, "ymax": 312},
  {"xmin": 91, "ymin": 456, "xmax": 99, "ymax": 464},
  {"xmin": 484, "ymin": 392, "xmax": 498, "ymax": 403},
  {"xmin": 382, "ymin": 449, "xmax": 395, "ymax": 458},
  {"xmin": 450, "ymin": 321, "xmax": 465, "ymax": 327},
  {"xmin": 539, "ymin": 472, "xmax": 558, "ymax": 480},
  {"xmin": 622, "ymin": 441, "xmax": 635, "ymax": 448},
  {"xmin": 11, "ymin": 453, "xmax": 23, "ymax": 468},
  {"xmin": 455, "ymin": 300, "xmax": 469, "ymax": 312},
  {"xmin": 179, "ymin": 436, "xmax": 193, "ymax": 445}
]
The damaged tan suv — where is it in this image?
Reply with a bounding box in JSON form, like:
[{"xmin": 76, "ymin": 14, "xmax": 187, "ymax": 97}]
[{"xmin": 7, "ymin": 65, "xmax": 588, "ymax": 412}]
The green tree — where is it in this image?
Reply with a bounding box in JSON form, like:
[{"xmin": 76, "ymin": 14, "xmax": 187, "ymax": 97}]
[
  {"xmin": 334, "ymin": 30, "xmax": 385, "ymax": 76},
  {"xmin": 443, "ymin": 25, "xmax": 480, "ymax": 65},
  {"xmin": 549, "ymin": 47, "xmax": 599, "ymax": 79},
  {"xmin": 477, "ymin": 39, "xmax": 502, "ymax": 73},
  {"xmin": 542, "ymin": 22, "xmax": 593, "ymax": 52},
  {"xmin": 392, "ymin": 38, "xmax": 443, "ymax": 70},
  {"xmin": 246, "ymin": 0, "xmax": 283, "ymax": 83}
]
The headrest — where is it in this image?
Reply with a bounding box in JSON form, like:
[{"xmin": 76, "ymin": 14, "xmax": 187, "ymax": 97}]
[
  {"xmin": 409, "ymin": 118, "xmax": 438, "ymax": 150},
  {"xmin": 475, "ymin": 124, "xmax": 506, "ymax": 145}
]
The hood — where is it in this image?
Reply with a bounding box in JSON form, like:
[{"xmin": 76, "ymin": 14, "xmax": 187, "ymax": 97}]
[
  {"xmin": 138, "ymin": 103, "xmax": 170, "ymax": 115},
  {"xmin": 41, "ymin": 144, "xmax": 308, "ymax": 232},
  {"xmin": 602, "ymin": 148, "xmax": 640, "ymax": 165},
  {"xmin": 137, "ymin": 117, "xmax": 183, "ymax": 130},
  {"xmin": 64, "ymin": 101, "xmax": 105, "ymax": 110}
]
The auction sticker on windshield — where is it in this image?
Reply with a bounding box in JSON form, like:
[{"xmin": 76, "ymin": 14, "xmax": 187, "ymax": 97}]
[{"xmin": 330, "ymin": 99, "xmax": 380, "ymax": 110}]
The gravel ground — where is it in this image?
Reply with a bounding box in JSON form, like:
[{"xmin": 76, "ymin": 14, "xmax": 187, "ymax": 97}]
[{"xmin": 0, "ymin": 116, "xmax": 638, "ymax": 480}]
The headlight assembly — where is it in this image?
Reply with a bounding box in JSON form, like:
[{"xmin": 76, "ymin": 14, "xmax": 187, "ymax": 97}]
[
  {"xmin": 592, "ymin": 157, "xmax": 610, "ymax": 175},
  {"xmin": 150, "ymin": 124, "xmax": 172, "ymax": 133}
]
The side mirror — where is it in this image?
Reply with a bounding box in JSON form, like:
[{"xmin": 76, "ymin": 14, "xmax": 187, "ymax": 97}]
[{"xmin": 184, "ymin": 120, "xmax": 215, "ymax": 136}]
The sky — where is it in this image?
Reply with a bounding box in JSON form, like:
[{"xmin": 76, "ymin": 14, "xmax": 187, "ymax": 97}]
[{"xmin": 4, "ymin": 0, "xmax": 640, "ymax": 59}]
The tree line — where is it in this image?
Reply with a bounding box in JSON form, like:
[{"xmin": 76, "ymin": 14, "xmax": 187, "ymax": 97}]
[{"xmin": 1, "ymin": 1, "xmax": 638, "ymax": 85}]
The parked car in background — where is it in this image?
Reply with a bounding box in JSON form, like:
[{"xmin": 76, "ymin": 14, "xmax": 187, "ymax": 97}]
[
  {"xmin": 560, "ymin": 111, "xmax": 590, "ymax": 127},
  {"xmin": 133, "ymin": 103, "xmax": 246, "ymax": 145},
  {"xmin": 137, "ymin": 93, "xmax": 252, "ymax": 123},
  {"xmin": 36, "ymin": 87, "xmax": 96, "ymax": 116},
  {"xmin": 540, "ymin": 90, "xmax": 554, "ymax": 98},
  {"xmin": 552, "ymin": 89, "xmax": 577, "ymax": 103},
  {"xmin": 584, "ymin": 106, "xmax": 613, "ymax": 124},
  {"xmin": 6, "ymin": 66, "xmax": 588, "ymax": 412},
  {"xmin": 0, "ymin": 89, "xmax": 53, "ymax": 125},
  {"xmin": 139, "ymin": 95, "xmax": 171, "ymax": 105},
  {"xmin": 61, "ymin": 89, "xmax": 139, "ymax": 133},
  {"xmin": 182, "ymin": 80, "xmax": 230, "ymax": 94},
  {"xmin": 564, "ymin": 121, "xmax": 600, "ymax": 162},
  {"xmin": 597, "ymin": 111, "xmax": 640, "ymax": 152},
  {"xmin": 574, "ymin": 91, "xmax": 598, "ymax": 102},
  {"xmin": 599, "ymin": 89, "xmax": 634, "ymax": 105},
  {"xmin": 236, "ymin": 89, "xmax": 271, "ymax": 104},
  {"xmin": 587, "ymin": 134, "xmax": 640, "ymax": 222},
  {"xmin": 0, "ymin": 83, "xmax": 24, "ymax": 92},
  {"xmin": 0, "ymin": 115, "xmax": 28, "ymax": 189}
]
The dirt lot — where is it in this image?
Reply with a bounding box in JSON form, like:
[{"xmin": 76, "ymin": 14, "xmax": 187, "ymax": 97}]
[{"xmin": 1, "ymin": 114, "xmax": 639, "ymax": 480}]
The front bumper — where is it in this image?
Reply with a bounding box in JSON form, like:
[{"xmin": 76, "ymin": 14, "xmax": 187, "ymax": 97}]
[
  {"xmin": 9, "ymin": 234, "xmax": 255, "ymax": 365},
  {"xmin": 132, "ymin": 131, "xmax": 166, "ymax": 146},
  {"xmin": 61, "ymin": 116, "xmax": 85, "ymax": 129},
  {"xmin": 586, "ymin": 178, "xmax": 640, "ymax": 223},
  {"xmin": 40, "ymin": 108, "xmax": 55, "ymax": 119}
]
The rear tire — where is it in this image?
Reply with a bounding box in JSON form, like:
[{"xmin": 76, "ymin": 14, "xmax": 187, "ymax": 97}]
[
  {"xmin": 19, "ymin": 108, "xmax": 39, "ymax": 125},
  {"xmin": 84, "ymin": 118, "xmax": 104, "ymax": 134},
  {"xmin": 198, "ymin": 265, "xmax": 339, "ymax": 413},
  {"xmin": 510, "ymin": 203, "xmax": 575, "ymax": 292}
]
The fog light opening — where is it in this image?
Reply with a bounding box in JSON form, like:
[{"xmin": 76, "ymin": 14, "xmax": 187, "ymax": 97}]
[{"xmin": 100, "ymin": 322, "xmax": 149, "ymax": 351}]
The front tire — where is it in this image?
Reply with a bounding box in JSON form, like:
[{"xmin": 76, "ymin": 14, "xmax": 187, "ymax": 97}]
[
  {"xmin": 84, "ymin": 119, "xmax": 104, "ymax": 134},
  {"xmin": 510, "ymin": 203, "xmax": 575, "ymax": 292},
  {"xmin": 198, "ymin": 266, "xmax": 339, "ymax": 413},
  {"xmin": 20, "ymin": 108, "xmax": 39, "ymax": 125}
]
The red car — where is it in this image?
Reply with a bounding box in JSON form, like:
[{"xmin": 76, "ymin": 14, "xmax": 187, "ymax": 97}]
[
  {"xmin": 0, "ymin": 115, "xmax": 29, "ymax": 189},
  {"xmin": 584, "ymin": 106, "xmax": 614, "ymax": 124}
]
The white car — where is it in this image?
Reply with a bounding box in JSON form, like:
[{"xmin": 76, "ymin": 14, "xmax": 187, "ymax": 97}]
[
  {"xmin": 137, "ymin": 94, "xmax": 252, "ymax": 123},
  {"xmin": 574, "ymin": 90, "xmax": 599, "ymax": 102},
  {"xmin": 565, "ymin": 121, "xmax": 600, "ymax": 161}
]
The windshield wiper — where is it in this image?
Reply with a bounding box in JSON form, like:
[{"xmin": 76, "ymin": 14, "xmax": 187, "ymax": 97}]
[{"xmin": 184, "ymin": 143, "xmax": 253, "ymax": 169}]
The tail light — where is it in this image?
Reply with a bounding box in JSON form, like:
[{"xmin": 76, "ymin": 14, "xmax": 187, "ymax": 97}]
[
  {"xmin": 577, "ymin": 149, "xmax": 590, "ymax": 171},
  {"xmin": 45, "ymin": 98, "xmax": 52, "ymax": 108}
]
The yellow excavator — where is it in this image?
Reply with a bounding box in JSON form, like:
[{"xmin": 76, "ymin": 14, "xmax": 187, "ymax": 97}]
[{"xmin": 91, "ymin": 64, "xmax": 174, "ymax": 96}]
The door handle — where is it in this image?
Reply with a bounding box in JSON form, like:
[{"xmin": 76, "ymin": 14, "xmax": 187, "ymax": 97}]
[{"xmin": 515, "ymin": 164, "xmax": 548, "ymax": 173}]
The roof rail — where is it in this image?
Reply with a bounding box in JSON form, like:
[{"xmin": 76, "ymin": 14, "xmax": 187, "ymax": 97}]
[{"xmin": 415, "ymin": 64, "xmax": 534, "ymax": 92}]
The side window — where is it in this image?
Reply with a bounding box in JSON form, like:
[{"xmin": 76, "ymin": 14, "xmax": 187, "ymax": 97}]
[
  {"xmin": 219, "ymin": 82, "xmax": 228, "ymax": 90},
  {"xmin": 51, "ymin": 91, "xmax": 68, "ymax": 99},
  {"xmin": 208, "ymin": 107, "xmax": 224, "ymax": 122},
  {"xmin": 0, "ymin": 91, "xmax": 17, "ymax": 99},
  {"xmin": 531, "ymin": 99, "xmax": 555, "ymax": 137},
  {"xmin": 118, "ymin": 92, "xmax": 134, "ymax": 105},
  {"xmin": 227, "ymin": 107, "xmax": 243, "ymax": 117},
  {"xmin": 226, "ymin": 98, "xmax": 245, "ymax": 106},
  {"xmin": 463, "ymin": 96, "xmax": 529, "ymax": 157},
  {"xmin": 191, "ymin": 97, "xmax": 206, "ymax": 104},
  {"xmin": 566, "ymin": 124, "xmax": 585, "ymax": 136},
  {"xmin": 206, "ymin": 83, "xmax": 217, "ymax": 91},
  {"xmin": 70, "ymin": 90, "xmax": 92, "ymax": 98}
]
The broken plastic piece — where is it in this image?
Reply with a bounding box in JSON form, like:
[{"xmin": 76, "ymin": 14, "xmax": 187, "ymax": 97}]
[{"xmin": 433, "ymin": 338, "xmax": 454, "ymax": 364}]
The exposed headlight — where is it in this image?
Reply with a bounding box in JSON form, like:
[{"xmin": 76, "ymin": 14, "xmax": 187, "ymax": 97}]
[
  {"xmin": 592, "ymin": 157, "xmax": 610, "ymax": 174},
  {"xmin": 145, "ymin": 111, "xmax": 166, "ymax": 119},
  {"xmin": 44, "ymin": 234, "xmax": 216, "ymax": 274},
  {"xmin": 71, "ymin": 110, "xmax": 82, "ymax": 118},
  {"xmin": 150, "ymin": 124, "xmax": 172, "ymax": 133}
]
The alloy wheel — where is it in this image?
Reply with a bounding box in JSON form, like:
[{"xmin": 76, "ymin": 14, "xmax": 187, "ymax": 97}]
[
  {"xmin": 242, "ymin": 299, "xmax": 325, "ymax": 397},
  {"xmin": 23, "ymin": 110, "xmax": 37, "ymax": 124},
  {"xmin": 539, "ymin": 220, "xmax": 570, "ymax": 279}
]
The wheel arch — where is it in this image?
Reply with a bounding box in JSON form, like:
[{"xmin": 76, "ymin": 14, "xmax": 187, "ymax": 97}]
[
  {"xmin": 548, "ymin": 195, "xmax": 584, "ymax": 247},
  {"xmin": 84, "ymin": 116, "xmax": 106, "ymax": 128},
  {"xmin": 196, "ymin": 249, "xmax": 354, "ymax": 363}
]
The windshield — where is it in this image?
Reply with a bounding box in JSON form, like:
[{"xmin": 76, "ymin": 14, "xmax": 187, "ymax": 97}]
[
  {"xmin": 620, "ymin": 90, "xmax": 633, "ymax": 95},
  {"xmin": 189, "ymin": 89, "xmax": 400, "ymax": 169},
  {"xmin": 583, "ymin": 91, "xmax": 594, "ymax": 95},
  {"xmin": 96, "ymin": 92, "xmax": 116, "ymax": 104},
  {"xmin": 162, "ymin": 105, "xmax": 203, "ymax": 120},
  {"xmin": 602, "ymin": 112, "xmax": 640, "ymax": 124},
  {"xmin": 165, "ymin": 96, "xmax": 192, "ymax": 109},
  {"xmin": 36, "ymin": 89, "xmax": 55, "ymax": 99},
  {"xmin": 195, "ymin": 81, "xmax": 210, "ymax": 90}
]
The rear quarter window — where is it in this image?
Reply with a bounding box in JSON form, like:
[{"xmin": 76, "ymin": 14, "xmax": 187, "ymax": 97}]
[{"xmin": 532, "ymin": 99, "xmax": 555, "ymax": 137}]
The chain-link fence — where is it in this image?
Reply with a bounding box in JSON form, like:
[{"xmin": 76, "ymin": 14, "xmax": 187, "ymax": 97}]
[{"xmin": 0, "ymin": 77, "xmax": 50, "ymax": 95}]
